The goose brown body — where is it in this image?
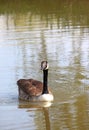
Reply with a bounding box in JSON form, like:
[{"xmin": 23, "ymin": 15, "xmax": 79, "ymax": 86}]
[
  {"xmin": 17, "ymin": 61, "xmax": 54, "ymax": 102},
  {"xmin": 17, "ymin": 79, "xmax": 43, "ymax": 96}
]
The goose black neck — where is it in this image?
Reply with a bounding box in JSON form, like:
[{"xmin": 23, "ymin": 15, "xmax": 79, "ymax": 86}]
[{"xmin": 42, "ymin": 69, "xmax": 49, "ymax": 94}]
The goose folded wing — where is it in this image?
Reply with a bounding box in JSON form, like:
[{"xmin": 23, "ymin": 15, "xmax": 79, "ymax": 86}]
[{"xmin": 17, "ymin": 79, "xmax": 43, "ymax": 96}]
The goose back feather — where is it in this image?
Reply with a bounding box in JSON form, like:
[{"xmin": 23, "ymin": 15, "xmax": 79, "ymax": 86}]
[{"xmin": 17, "ymin": 79, "xmax": 43, "ymax": 96}]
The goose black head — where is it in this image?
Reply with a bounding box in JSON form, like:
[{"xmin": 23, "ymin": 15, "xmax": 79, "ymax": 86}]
[{"xmin": 41, "ymin": 61, "xmax": 49, "ymax": 70}]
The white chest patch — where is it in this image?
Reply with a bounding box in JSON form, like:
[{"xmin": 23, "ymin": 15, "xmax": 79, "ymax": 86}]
[{"xmin": 38, "ymin": 94, "xmax": 54, "ymax": 102}]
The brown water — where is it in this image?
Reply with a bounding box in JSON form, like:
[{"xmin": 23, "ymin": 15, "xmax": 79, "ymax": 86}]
[{"xmin": 0, "ymin": 0, "xmax": 89, "ymax": 129}]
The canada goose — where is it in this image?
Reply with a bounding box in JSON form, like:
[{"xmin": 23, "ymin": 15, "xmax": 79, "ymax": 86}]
[{"xmin": 17, "ymin": 61, "xmax": 54, "ymax": 102}]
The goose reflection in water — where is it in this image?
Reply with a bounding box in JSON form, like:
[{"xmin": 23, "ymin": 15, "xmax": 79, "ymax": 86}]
[{"xmin": 18, "ymin": 101, "xmax": 52, "ymax": 130}]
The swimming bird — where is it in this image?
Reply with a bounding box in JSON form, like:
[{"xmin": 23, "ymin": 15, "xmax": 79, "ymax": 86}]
[{"xmin": 17, "ymin": 61, "xmax": 54, "ymax": 102}]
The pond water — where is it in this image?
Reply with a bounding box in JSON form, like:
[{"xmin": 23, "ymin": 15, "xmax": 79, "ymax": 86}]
[{"xmin": 0, "ymin": 0, "xmax": 89, "ymax": 130}]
